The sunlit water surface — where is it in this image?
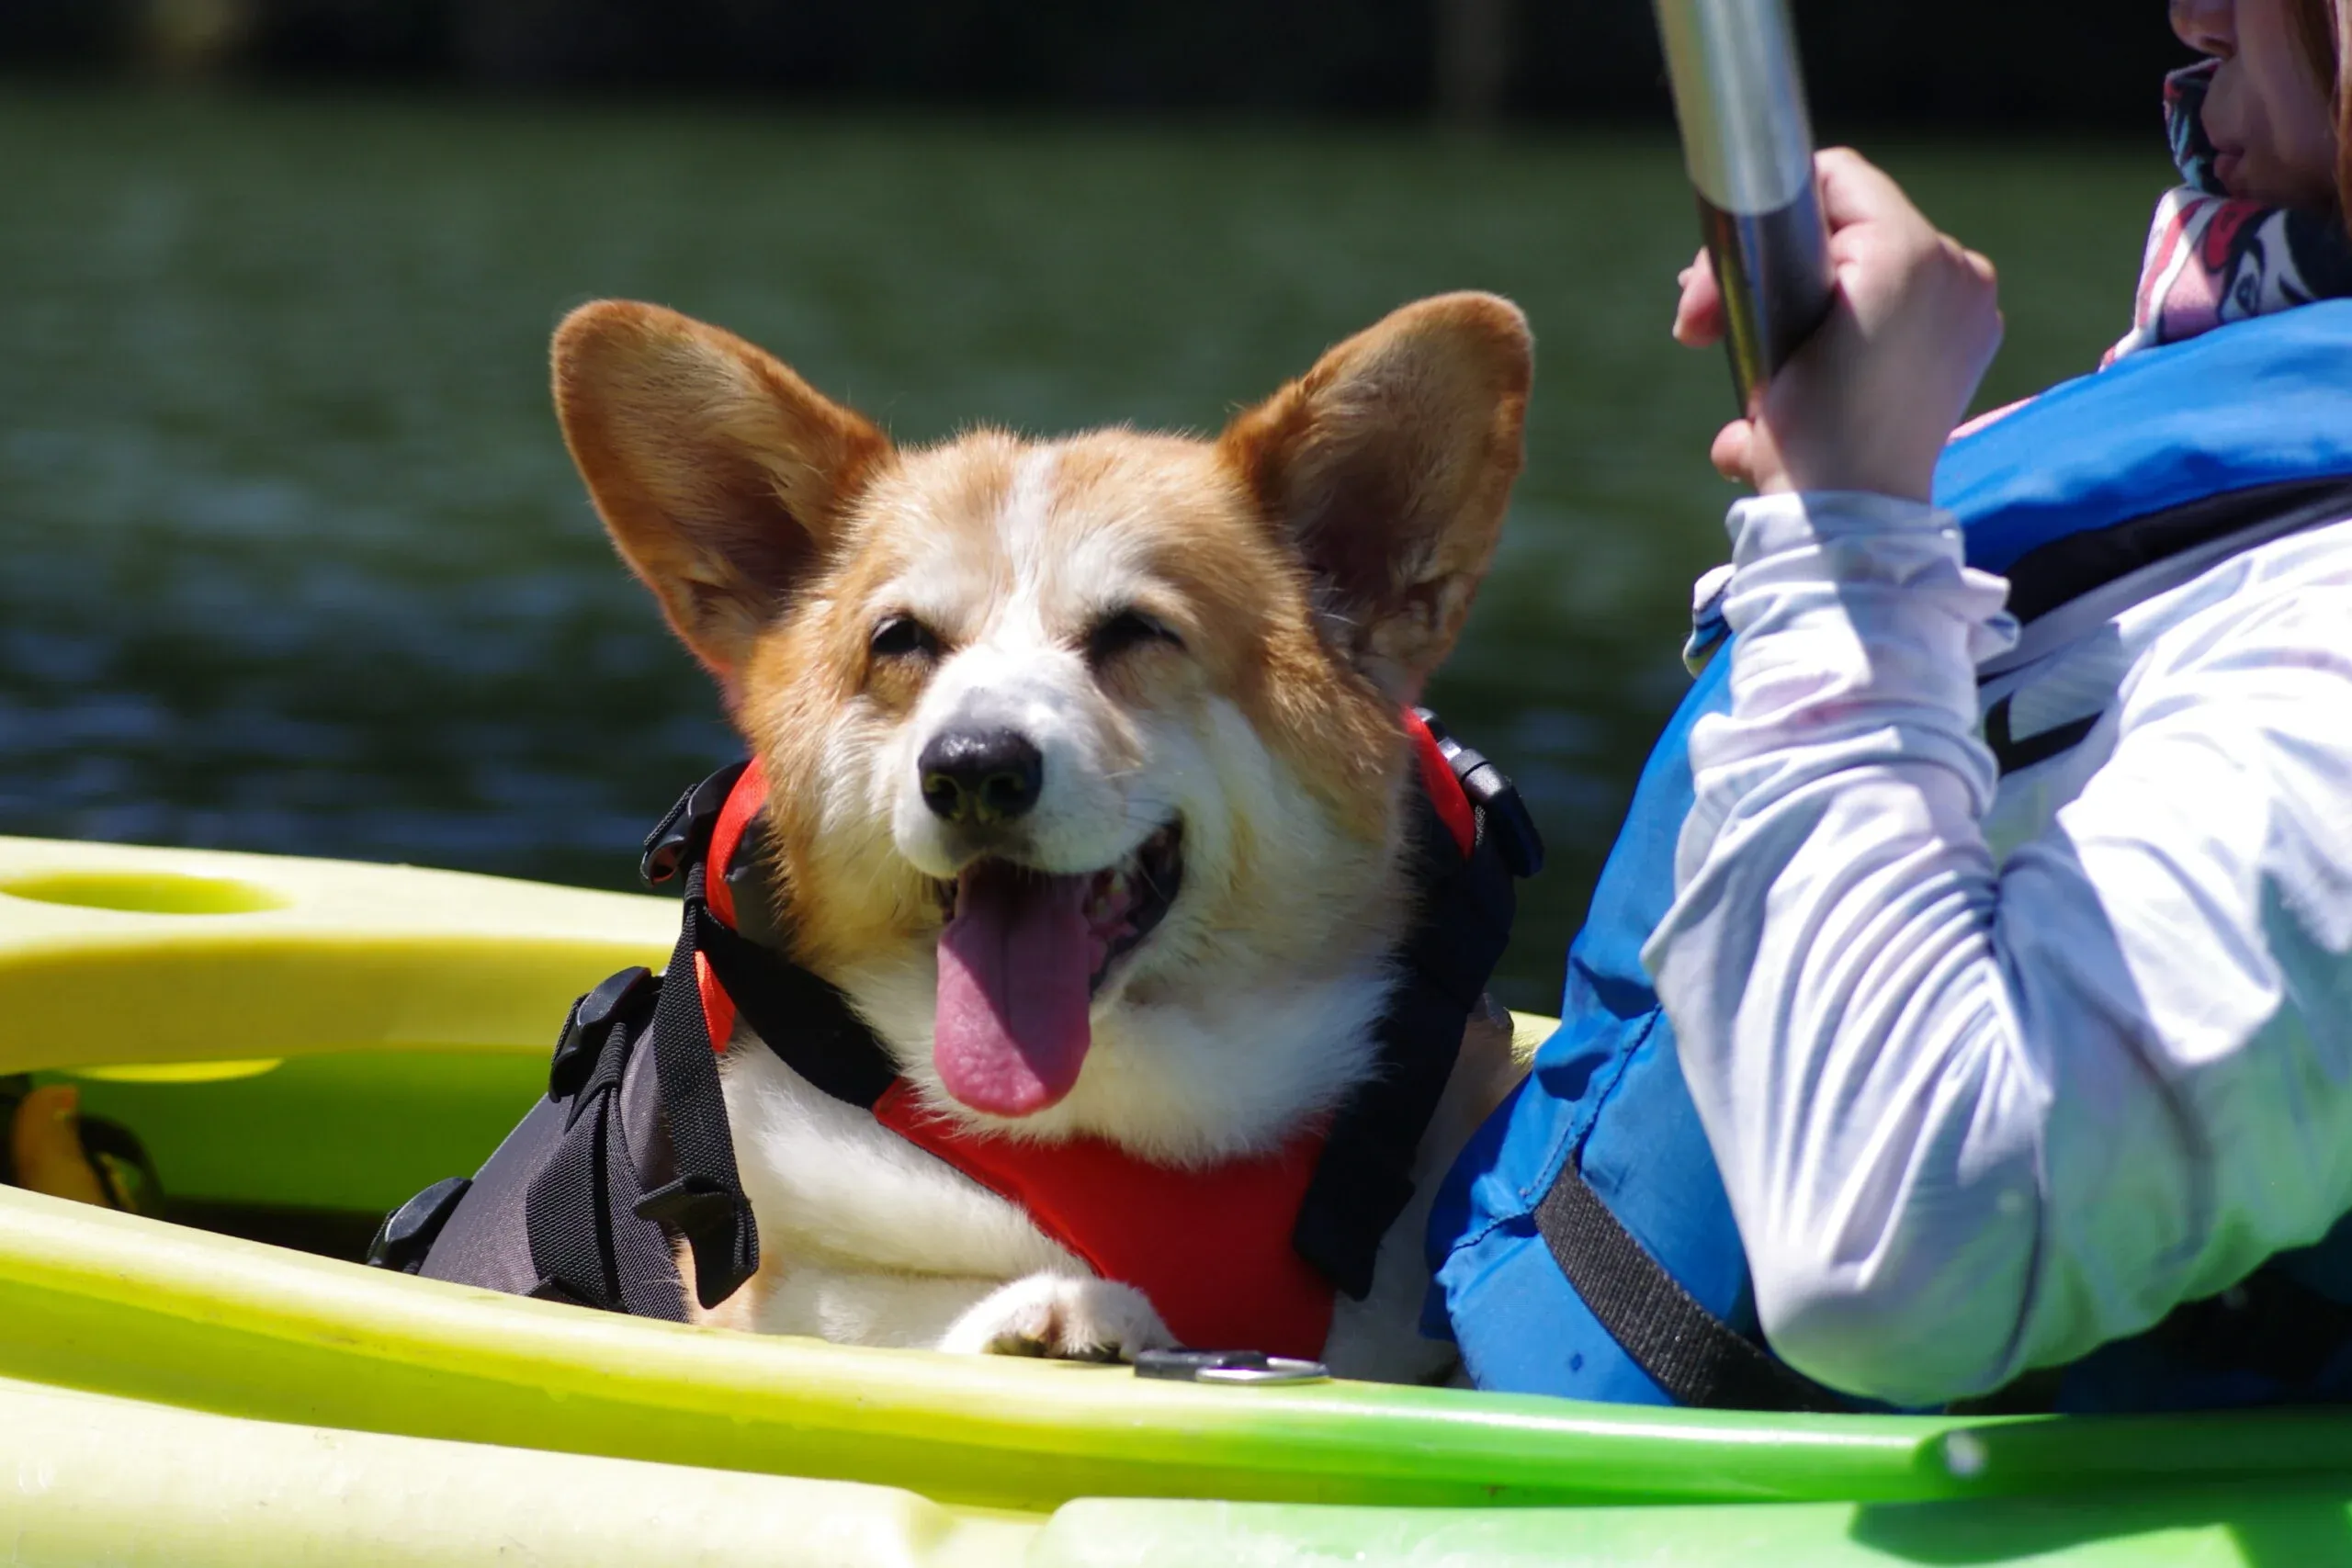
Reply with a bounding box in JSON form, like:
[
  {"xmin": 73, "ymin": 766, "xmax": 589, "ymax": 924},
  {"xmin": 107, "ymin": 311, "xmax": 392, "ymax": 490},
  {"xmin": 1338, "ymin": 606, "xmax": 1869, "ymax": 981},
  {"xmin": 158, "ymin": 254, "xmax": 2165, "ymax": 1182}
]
[{"xmin": 0, "ymin": 90, "xmax": 2169, "ymax": 1009}]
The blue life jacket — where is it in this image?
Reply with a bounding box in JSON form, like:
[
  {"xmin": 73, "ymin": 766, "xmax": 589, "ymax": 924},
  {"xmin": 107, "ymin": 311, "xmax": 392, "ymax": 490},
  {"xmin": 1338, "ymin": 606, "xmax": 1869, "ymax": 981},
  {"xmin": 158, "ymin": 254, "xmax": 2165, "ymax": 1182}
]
[{"xmin": 1428, "ymin": 300, "xmax": 2352, "ymax": 1416}]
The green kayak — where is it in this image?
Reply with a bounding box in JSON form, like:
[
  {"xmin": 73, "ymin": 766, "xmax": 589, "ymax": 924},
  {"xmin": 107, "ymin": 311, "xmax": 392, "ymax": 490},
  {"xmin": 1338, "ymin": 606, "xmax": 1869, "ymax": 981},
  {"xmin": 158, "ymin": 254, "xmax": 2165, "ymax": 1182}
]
[{"xmin": 2, "ymin": 833, "xmax": 2347, "ymax": 1566}]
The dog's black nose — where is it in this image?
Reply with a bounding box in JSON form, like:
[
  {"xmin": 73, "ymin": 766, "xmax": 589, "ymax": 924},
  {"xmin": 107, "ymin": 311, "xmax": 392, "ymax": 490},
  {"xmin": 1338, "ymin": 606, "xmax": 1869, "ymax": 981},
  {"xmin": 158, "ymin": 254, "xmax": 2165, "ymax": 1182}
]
[{"xmin": 919, "ymin": 728, "xmax": 1044, "ymax": 824}]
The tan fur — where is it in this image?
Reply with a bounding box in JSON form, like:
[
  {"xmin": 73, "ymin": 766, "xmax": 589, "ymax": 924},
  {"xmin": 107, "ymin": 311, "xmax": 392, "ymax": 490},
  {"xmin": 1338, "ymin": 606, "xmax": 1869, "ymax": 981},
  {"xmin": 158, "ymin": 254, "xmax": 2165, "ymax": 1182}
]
[{"xmin": 555, "ymin": 294, "xmax": 1532, "ymax": 1379}]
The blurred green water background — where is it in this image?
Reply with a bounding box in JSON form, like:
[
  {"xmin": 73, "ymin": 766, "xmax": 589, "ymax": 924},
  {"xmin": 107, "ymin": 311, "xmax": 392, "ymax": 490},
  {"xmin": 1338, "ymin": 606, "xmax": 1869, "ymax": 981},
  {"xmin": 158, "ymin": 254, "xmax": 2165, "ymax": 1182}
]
[{"xmin": 0, "ymin": 89, "xmax": 2171, "ymax": 1009}]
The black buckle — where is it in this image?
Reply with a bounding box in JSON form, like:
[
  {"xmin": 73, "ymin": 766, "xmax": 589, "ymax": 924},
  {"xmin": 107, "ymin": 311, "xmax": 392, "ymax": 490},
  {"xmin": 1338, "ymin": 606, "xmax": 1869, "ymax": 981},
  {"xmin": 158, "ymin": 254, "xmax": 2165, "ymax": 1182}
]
[
  {"xmin": 634, "ymin": 1177, "xmax": 758, "ymax": 1309},
  {"xmin": 1414, "ymin": 708, "xmax": 1545, "ymax": 878},
  {"xmin": 365, "ymin": 1175, "xmax": 472, "ymax": 1275},
  {"xmin": 633, "ymin": 1174, "xmax": 739, "ymax": 1233},
  {"xmin": 640, "ymin": 761, "xmax": 750, "ymax": 888},
  {"xmin": 549, "ymin": 965, "xmax": 656, "ymax": 1100}
]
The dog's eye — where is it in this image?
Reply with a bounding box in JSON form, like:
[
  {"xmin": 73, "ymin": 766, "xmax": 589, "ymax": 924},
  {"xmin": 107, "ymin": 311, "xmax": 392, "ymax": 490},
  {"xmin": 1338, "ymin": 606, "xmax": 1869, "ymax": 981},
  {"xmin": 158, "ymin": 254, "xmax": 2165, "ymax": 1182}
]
[
  {"xmin": 1087, "ymin": 609, "xmax": 1183, "ymax": 665},
  {"xmin": 871, "ymin": 615, "xmax": 940, "ymax": 660}
]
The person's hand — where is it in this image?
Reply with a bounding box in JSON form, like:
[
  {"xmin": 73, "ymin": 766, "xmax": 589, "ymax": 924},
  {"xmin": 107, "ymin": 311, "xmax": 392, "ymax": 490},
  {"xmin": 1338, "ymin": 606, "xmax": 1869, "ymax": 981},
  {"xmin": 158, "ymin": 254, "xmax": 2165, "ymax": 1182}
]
[{"xmin": 1672, "ymin": 148, "xmax": 2003, "ymax": 502}]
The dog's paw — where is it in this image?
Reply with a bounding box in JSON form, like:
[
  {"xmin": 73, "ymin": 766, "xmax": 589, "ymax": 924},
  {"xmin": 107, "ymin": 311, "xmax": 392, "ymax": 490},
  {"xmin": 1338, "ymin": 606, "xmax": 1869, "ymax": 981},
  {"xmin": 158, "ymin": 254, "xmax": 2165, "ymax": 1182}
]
[{"xmin": 938, "ymin": 1274, "xmax": 1176, "ymax": 1362}]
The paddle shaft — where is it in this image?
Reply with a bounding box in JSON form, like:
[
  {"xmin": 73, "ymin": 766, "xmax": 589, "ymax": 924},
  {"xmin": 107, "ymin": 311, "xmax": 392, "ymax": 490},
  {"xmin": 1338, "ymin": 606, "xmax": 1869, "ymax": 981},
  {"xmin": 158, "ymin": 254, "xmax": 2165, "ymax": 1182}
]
[{"xmin": 1654, "ymin": 0, "xmax": 1834, "ymax": 409}]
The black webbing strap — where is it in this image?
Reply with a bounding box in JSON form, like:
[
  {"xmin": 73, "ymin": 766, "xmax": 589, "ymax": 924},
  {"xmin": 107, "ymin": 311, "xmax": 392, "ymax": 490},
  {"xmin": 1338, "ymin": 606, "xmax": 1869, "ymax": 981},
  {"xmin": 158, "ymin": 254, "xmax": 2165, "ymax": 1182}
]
[
  {"xmin": 1973, "ymin": 479, "xmax": 2352, "ymax": 779},
  {"xmin": 1294, "ymin": 786, "xmax": 1515, "ymax": 1300},
  {"xmin": 634, "ymin": 861, "xmax": 762, "ymax": 1309},
  {"xmin": 525, "ymin": 1068, "xmax": 620, "ymax": 1310},
  {"xmin": 1532, "ymin": 1161, "xmax": 1846, "ymax": 1413},
  {"xmin": 519, "ymin": 974, "xmax": 692, "ymax": 1320},
  {"xmin": 1996, "ymin": 476, "xmax": 2352, "ymax": 624},
  {"xmin": 1984, "ymin": 695, "xmax": 2100, "ymax": 778},
  {"xmin": 2147, "ymin": 1265, "xmax": 2352, "ymax": 1389},
  {"xmin": 650, "ymin": 765, "xmax": 899, "ymax": 1112},
  {"xmin": 695, "ymin": 898, "xmax": 898, "ymax": 1111}
]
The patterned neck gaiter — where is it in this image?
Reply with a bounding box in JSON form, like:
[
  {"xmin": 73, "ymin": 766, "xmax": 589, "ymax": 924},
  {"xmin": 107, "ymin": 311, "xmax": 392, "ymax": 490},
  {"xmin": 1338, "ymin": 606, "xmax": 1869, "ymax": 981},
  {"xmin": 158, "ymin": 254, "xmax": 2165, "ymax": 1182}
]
[{"xmin": 2105, "ymin": 59, "xmax": 2352, "ymax": 364}]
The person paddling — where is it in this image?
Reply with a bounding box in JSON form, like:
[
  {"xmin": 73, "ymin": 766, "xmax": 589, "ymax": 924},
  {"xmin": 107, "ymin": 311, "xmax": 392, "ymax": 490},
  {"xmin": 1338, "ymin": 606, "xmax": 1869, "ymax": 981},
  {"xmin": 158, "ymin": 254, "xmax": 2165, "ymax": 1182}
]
[{"xmin": 1433, "ymin": 0, "xmax": 2352, "ymax": 1413}]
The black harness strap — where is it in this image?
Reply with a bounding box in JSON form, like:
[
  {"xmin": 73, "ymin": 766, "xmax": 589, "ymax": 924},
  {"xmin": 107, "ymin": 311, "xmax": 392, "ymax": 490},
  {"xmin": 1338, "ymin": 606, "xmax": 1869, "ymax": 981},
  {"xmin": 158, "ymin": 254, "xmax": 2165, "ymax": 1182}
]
[
  {"xmin": 2148, "ymin": 1269, "xmax": 2352, "ymax": 1389},
  {"xmin": 1984, "ymin": 695, "xmax": 2100, "ymax": 778},
  {"xmin": 1294, "ymin": 783, "xmax": 1520, "ymax": 1300},
  {"xmin": 1996, "ymin": 477, "xmax": 2352, "ymax": 623},
  {"xmin": 631, "ymin": 863, "xmax": 763, "ymax": 1309},
  {"xmin": 1976, "ymin": 479, "xmax": 2352, "ymax": 778},
  {"xmin": 618, "ymin": 763, "xmax": 769, "ymax": 1307},
  {"xmin": 506, "ymin": 772, "xmax": 892, "ymax": 1316},
  {"xmin": 514, "ymin": 964, "xmax": 693, "ymax": 1320},
  {"xmin": 524, "ymin": 1071, "xmax": 620, "ymax": 1310},
  {"xmin": 566, "ymin": 761, "xmax": 762, "ymax": 1316},
  {"xmin": 1533, "ymin": 1163, "xmax": 1846, "ymax": 1413},
  {"xmin": 694, "ymin": 884, "xmax": 896, "ymax": 1111}
]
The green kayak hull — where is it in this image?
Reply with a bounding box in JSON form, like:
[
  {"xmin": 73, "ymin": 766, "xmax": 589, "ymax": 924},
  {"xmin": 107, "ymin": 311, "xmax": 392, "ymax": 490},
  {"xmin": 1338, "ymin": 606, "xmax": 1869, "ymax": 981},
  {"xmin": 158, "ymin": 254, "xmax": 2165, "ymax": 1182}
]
[{"xmin": 2, "ymin": 834, "xmax": 2346, "ymax": 1566}]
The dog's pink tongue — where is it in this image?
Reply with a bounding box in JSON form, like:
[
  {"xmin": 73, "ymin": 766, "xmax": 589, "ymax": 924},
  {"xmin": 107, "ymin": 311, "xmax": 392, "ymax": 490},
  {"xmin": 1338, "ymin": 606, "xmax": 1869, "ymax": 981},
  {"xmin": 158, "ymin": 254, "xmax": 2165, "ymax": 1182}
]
[{"xmin": 935, "ymin": 863, "xmax": 1093, "ymax": 1116}]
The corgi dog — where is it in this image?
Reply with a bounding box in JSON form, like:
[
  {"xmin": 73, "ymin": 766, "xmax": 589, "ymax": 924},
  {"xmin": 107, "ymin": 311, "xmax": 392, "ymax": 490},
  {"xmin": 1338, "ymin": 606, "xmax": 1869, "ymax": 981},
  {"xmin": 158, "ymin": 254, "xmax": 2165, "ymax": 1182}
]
[{"xmin": 551, "ymin": 292, "xmax": 1532, "ymax": 1382}]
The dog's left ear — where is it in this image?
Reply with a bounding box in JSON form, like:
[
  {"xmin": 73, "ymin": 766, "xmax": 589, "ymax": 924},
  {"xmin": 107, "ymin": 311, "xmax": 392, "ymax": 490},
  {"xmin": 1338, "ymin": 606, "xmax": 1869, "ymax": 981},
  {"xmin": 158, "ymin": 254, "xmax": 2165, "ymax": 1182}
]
[{"xmin": 1221, "ymin": 292, "xmax": 1531, "ymax": 700}]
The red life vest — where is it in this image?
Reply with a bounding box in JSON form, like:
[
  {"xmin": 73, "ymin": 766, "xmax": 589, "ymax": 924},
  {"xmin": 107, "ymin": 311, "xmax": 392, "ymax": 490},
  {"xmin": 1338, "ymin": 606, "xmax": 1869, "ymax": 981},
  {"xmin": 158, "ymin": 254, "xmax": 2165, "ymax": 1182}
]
[{"xmin": 691, "ymin": 711, "xmax": 1479, "ymax": 1360}]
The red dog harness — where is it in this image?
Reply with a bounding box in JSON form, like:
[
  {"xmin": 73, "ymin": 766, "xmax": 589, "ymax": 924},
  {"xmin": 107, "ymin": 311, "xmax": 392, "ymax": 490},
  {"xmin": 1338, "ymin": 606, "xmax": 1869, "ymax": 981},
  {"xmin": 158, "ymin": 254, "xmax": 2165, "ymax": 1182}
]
[
  {"xmin": 376, "ymin": 708, "xmax": 1537, "ymax": 1353},
  {"xmin": 690, "ymin": 712, "xmax": 1487, "ymax": 1358}
]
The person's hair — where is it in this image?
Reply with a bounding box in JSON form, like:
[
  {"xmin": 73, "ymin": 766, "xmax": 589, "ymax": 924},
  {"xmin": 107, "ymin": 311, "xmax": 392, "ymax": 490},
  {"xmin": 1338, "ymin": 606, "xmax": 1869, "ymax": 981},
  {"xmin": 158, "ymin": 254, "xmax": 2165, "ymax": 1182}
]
[{"xmin": 2287, "ymin": 0, "xmax": 2352, "ymax": 217}]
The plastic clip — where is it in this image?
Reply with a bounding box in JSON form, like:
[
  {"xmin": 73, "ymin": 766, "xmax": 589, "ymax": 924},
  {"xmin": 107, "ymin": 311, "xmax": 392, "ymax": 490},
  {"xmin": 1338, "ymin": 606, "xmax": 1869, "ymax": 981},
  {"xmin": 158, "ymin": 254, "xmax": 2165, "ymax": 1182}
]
[
  {"xmin": 365, "ymin": 1175, "xmax": 472, "ymax": 1275},
  {"xmin": 1133, "ymin": 1348, "xmax": 1330, "ymax": 1385},
  {"xmin": 548, "ymin": 965, "xmax": 655, "ymax": 1100},
  {"xmin": 1413, "ymin": 708, "xmax": 1545, "ymax": 878},
  {"xmin": 641, "ymin": 762, "xmax": 750, "ymax": 888}
]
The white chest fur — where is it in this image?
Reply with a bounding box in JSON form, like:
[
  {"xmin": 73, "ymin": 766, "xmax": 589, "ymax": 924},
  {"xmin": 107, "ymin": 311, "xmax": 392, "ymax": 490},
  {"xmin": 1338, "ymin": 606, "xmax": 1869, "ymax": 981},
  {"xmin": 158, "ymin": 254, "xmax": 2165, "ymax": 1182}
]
[{"xmin": 692, "ymin": 1008, "xmax": 1523, "ymax": 1383}]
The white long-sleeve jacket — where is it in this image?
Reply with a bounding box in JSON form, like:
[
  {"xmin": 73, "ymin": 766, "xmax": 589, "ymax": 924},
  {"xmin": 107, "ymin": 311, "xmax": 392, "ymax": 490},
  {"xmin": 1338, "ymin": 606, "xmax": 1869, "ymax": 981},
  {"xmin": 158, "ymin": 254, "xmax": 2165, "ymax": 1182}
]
[{"xmin": 1645, "ymin": 491, "xmax": 2352, "ymax": 1408}]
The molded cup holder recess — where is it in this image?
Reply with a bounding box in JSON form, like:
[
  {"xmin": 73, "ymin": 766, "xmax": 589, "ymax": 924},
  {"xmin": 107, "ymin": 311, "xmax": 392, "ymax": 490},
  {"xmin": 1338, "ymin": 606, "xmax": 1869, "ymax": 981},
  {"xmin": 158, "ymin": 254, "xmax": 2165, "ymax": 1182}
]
[{"xmin": 0, "ymin": 871, "xmax": 289, "ymax": 916}]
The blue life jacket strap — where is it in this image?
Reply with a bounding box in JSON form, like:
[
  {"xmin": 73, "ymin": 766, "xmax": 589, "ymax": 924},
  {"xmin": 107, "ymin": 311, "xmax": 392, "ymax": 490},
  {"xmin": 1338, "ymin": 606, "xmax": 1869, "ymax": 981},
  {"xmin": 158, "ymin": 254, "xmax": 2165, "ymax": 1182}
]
[
  {"xmin": 1998, "ymin": 476, "xmax": 2352, "ymax": 623},
  {"xmin": 1534, "ymin": 1161, "xmax": 1848, "ymax": 1412}
]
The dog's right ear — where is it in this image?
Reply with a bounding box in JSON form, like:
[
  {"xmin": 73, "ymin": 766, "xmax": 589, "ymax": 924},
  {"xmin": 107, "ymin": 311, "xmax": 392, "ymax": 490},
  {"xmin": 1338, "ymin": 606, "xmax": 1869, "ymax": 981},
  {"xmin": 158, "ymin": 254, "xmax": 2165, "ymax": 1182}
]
[{"xmin": 552, "ymin": 301, "xmax": 891, "ymax": 685}]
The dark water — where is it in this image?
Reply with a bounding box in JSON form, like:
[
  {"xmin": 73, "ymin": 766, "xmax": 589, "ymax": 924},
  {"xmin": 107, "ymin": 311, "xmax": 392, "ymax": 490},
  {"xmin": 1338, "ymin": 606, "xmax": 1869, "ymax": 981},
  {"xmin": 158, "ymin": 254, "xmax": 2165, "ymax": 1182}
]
[{"xmin": 0, "ymin": 89, "xmax": 2169, "ymax": 1009}]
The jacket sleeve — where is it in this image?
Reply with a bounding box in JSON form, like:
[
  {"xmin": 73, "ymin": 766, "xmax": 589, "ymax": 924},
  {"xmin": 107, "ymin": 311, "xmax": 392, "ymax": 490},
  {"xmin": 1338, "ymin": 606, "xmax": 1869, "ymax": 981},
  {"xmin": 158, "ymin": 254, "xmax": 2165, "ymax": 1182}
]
[{"xmin": 1645, "ymin": 491, "xmax": 2352, "ymax": 1406}]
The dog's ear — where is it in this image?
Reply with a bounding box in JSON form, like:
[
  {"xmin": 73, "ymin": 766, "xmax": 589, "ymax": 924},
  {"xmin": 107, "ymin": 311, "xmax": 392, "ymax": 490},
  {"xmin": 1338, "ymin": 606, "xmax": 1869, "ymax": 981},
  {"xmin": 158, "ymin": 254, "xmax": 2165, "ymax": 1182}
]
[
  {"xmin": 1221, "ymin": 292, "xmax": 1531, "ymax": 700},
  {"xmin": 552, "ymin": 300, "xmax": 891, "ymax": 685}
]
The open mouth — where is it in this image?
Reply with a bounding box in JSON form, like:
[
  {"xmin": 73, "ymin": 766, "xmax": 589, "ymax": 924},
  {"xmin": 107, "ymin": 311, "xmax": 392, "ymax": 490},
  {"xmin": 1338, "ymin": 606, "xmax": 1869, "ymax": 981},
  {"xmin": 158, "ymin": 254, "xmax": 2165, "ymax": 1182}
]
[
  {"xmin": 933, "ymin": 819, "xmax": 1183, "ymax": 993},
  {"xmin": 929, "ymin": 820, "xmax": 1183, "ymax": 1119}
]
